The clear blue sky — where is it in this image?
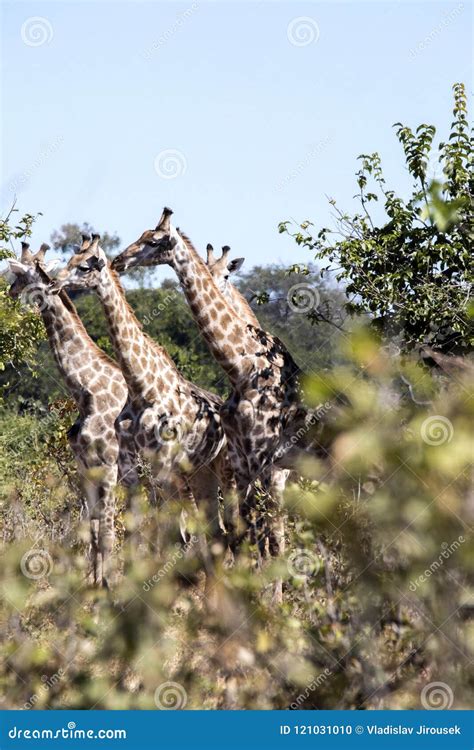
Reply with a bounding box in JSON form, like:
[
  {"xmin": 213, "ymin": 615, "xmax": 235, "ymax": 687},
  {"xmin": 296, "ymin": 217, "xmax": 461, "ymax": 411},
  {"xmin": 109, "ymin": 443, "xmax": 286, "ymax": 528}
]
[{"xmin": 1, "ymin": 1, "xmax": 471, "ymax": 280}]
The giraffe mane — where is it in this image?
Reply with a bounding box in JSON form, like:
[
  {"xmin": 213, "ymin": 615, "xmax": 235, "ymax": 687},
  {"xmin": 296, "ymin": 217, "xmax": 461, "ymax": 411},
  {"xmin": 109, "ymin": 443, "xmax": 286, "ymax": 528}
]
[
  {"xmin": 57, "ymin": 292, "xmax": 119, "ymax": 366},
  {"xmin": 176, "ymin": 229, "xmax": 201, "ymax": 257},
  {"xmin": 178, "ymin": 229, "xmax": 259, "ymax": 327},
  {"xmin": 177, "ymin": 229, "xmax": 222, "ymax": 288}
]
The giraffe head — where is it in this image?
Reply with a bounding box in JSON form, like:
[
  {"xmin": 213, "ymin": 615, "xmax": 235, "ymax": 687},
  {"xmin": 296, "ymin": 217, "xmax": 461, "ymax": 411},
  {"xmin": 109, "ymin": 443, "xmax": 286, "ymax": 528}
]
[
  {"xmin": 6, "ymin": 242, "xmax": 55, "ymax": 302},
  {"xmin": 111, "ymin": 208, "xmax": 177, "ymax": 273},
  {"xmin": 52, "ymin": 234, "xmax": 108, "ymax": 292},
  {"xmin": 205, "ymin": 244, "xmax": 245, "ymax": 293}
]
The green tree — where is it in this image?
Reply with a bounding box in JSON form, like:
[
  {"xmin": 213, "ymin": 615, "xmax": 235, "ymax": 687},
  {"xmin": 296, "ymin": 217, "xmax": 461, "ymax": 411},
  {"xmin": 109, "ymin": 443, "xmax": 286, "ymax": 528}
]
[
  {"xmin": 0, "ymin": 205, "xmax": 45, "ymax": 384},
  {"xmin": 280, "ymin": 83, "xmax": 473, "ymax": 355},
  {"xmin": 237, "ymin": 263, "xmax": 349, "ymax": 372},
  {"xmin": 50, "ymin": 222, "xmax": 120, "ymax": 257}
]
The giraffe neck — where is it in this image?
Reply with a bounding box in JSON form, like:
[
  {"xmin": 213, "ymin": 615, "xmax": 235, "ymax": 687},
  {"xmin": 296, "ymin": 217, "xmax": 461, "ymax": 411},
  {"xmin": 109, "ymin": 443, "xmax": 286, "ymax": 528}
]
[
  {"xmin": 40, "ymin": 291, "xmax": 110, "ymax": 404},
  {"xmin": 170, "ymin": 231, "xmax": 258, "ymax": 384},
  {"xmin": 96, "ymin": 264, "xmax": 181, "ymax": 404},
  {"xmin": 223, "ymin": 281, "xmax": 259, "ymax": 327}
]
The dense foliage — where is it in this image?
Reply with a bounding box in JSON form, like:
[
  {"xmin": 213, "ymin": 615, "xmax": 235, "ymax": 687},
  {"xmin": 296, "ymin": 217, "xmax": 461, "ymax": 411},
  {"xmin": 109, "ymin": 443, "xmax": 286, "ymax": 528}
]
[{"xmin": 280, "ymin": 84, "xmax": 473, "ymax": 355}]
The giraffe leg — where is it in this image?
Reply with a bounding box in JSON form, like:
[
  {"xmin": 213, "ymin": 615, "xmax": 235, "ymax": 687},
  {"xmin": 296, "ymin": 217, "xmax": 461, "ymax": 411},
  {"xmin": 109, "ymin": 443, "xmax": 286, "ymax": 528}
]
[
  {"xmin": 73, "ymin": 453, "xmax": 102, "ymax": 586},
  {"xmin": 68, "ymin": 432, "xmax": 99, "ymax": 585},
  {"xmin": 81, "ymin": 470, "xmax": 103, "ymax": 587},
  {"xmin": 218, "ymin": 433, "xmax": 255, "ymax": 550},
  {"xmin": 98, "ymin": 464, "xmax": 119, "ymax": 588},
  {"xmin": 236, "ymin": 461, "xmax": 289, "ymax": 604},
  {"xmin": 268, "ymin": 467, "xmax": 290, "ymax": 605},
  {"xmin": 116, "ymin": 405, "xmax": 140, "ymax": 493},
  {"xmin": 187, "ymin": 468, "xmax": 220, "ymax": 573},
  {"xmin": 210, "ymin": 451, "xmax": 240, "ymax": 554},
  {"xmin": 77, "ymin": 425, "xmax": 119, "ymax": 588}
]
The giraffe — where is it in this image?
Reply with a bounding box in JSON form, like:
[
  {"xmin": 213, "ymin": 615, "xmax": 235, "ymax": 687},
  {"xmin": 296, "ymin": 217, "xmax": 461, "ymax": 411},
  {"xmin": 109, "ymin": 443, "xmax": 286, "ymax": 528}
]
[
  {"xmin": 52, "ymin": 234, "xmax": 237, "ymax": 559},
  {"xmin": 206, "ymin": 244, "xmax": 290, "ymax": 599},
  {"xmin": 112, "ymin": 210, "xmax": 307, "ymax": 580},
  {"xmin": 6, "ymin": 241, "xmax": 138, "ymax": 587}
]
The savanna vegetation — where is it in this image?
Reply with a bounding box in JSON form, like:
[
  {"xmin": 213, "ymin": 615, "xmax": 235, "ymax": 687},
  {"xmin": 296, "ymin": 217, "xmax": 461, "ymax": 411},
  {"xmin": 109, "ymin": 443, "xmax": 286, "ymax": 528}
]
[{"xmin": 0, "ymin": 85, "xmax": 472, "ymax": 711}]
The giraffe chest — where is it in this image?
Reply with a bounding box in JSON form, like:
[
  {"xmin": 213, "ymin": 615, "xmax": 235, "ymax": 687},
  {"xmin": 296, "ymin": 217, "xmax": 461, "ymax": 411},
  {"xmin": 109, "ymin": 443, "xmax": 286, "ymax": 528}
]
[{"xmin": 222, "ymin": 375, "xmax": 301, "ymax": 458}]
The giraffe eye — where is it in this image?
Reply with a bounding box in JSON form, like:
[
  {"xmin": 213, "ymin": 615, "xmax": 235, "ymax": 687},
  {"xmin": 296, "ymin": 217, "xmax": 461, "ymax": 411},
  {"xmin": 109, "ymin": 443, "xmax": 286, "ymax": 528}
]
[{"xmin": 78, "ymin": 264, "xmax": 91, "ymax": 272}]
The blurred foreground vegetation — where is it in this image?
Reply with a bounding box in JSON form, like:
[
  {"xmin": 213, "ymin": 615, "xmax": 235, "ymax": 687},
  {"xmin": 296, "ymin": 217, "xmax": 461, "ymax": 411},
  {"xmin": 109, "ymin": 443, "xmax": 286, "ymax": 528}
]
[{"xmin": 0, "ymin": 334, "xmax": 472, "ymax": 710}]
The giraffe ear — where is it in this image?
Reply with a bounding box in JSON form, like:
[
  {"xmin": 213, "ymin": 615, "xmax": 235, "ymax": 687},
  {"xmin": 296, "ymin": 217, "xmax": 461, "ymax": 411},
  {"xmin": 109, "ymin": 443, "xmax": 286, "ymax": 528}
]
[
  {"xmin": 227, "ymin": 258, "xmax": 245, "ymax": 274},
  {"xmin": 43, "ymin": 258, "xmax": 61, "ymax": 275},
  {"xmin": 7, "ymin": 259, "xmax": 30, "ymax": 276}
]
